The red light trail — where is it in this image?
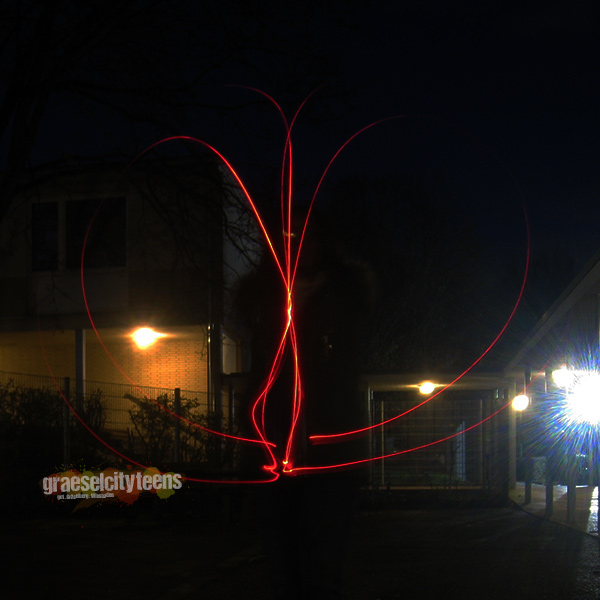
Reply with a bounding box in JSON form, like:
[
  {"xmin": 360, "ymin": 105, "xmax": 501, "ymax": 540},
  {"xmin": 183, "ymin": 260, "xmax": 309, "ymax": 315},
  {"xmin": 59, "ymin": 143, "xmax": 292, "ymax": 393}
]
[{"xmin": 49, "ymin": 89, "xmax": 530, "ymax": 483}]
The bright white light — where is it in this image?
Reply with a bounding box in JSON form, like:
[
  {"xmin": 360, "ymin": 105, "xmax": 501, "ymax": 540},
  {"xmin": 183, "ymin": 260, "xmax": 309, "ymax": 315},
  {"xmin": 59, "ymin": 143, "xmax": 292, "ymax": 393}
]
[
  {"xmin": 512, "ymin": 394, "xmax": 530, "ymax": 411},
  {"xmin": 553, "ymin": 366, "xmax": 575, "ymax": 388},
  {"xmin": 419, "ymin": 381, "xmax": 436, "ymax": 395},
  {"xmin": 131, "ymin": 327, "xmax": 166, "ymax": 349},
  {"xmin": 566, "ymin": 372, "xmax": 600, "ymax": 424}
]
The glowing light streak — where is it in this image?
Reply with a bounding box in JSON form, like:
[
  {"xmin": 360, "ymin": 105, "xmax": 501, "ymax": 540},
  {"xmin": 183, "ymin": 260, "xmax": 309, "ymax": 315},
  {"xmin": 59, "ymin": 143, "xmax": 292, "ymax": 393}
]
[
  {"xmin": 288, "ymin": 399, "xmax": 512, "ymax": 475},
  {"xmin": 283, "ymin": 314, "xmax": 304, "ymax": 471},
  {"xmin": 135, "ymin": 136, "xmax": 287, "ymax": 286},
  {"xmin": 36, "ymin": 318, "xmax": 148, "ymax": 471},
  {"xmin": 48, "ymin": 202, "xmax": 276, "ymax": 484},
  {"xmin": 130, "ymin": 91, "xmax": 320, "ymax": 475},
  {"xmin": 78, "ymin": 221, "xmax": 266, "ymax": 447},
  {"xmin": 40, "ymin": 87, "xmax": 531, "ymax": 481},
  {"xmin": 310, "ymin": 177, "xmax": 530, "ymax": 445}
]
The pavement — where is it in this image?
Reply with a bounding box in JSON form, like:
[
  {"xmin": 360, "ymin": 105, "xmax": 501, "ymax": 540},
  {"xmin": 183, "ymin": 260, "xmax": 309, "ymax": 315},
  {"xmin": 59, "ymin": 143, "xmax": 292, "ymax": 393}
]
[
  {"xmin": 4, "ymin": 484, "xmax": 600, "ymax": 599},
  {"xmin": 510, "ymin": 481, "xmax": 599, "ymax": 535}
]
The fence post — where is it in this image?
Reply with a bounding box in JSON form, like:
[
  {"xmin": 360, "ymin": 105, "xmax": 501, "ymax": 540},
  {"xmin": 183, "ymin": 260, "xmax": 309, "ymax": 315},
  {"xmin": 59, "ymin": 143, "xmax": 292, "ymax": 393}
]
[
  {"xmin": 228, "ymin": 383, "xmax": 235, "ymax": 436},
  {"xmin": 545, "ymin": 455, "xmax": 554, "ymax": 518},
  {"xmin": 567, "ymin": 453, "xmax": 577, "ymax": 523},
  {"xmin": 524, "ymin": 457, "xmax": 532, "ymax": 504},
  {"xmin": 366, "ymin": 387, "xmax": 374, "ymax": 489},
  {"xmin": 173, "ymin": 387, "xmax": 181, "ymax": 463},
  {"xmin": 63, "ymin": 377, "xmax": 70, "ymax": 465},
  {"xmin": 380, "ymin": 395, "xmax": 385, "ymax": 487},
  {"xmin": 499, "ymin": 388, "xmax": 511, "ymax": 503},
  {"xmin": 75, "ymin": 329, "xmax": 86, "ymax": 414}
]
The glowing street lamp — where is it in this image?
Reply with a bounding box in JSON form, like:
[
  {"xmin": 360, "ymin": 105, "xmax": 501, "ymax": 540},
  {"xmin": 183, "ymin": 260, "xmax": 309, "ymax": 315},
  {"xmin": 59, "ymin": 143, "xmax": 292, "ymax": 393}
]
[
  {"xmin": 130, "ymin": 327, "xmax": 166, "ymax": 349},
  {"xmin": 552, "ymin": 366, "xmax": 575, "ymax": 389},
  {"xmin": 564, "ymin": 371, "xmax": 600, "ymax": 425},
  {"xmin": 548, "ymin": 366, "xmax": 600, "ymax": 511},
  {"xmin": 550, "ymin": 367, "xmax": 600, "ymax": 425},
  {"xmin": 419, "ymin": 381, "xmax": 437, "ymax": 395},
  {"xmin": 512, "ymin": 394, "xmax": 530, "ymax": 411}
]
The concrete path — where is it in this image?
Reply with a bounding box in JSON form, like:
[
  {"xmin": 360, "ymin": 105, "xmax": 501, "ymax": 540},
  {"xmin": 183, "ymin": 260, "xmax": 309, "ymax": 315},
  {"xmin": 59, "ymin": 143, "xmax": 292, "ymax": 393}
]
[
  {"xmin": 510, "ymin": 482, "xmax": 599, "ymax": 535},
  {"xmin": 4, "ymin": 487, "xmax": 600, "ymax": 599}
]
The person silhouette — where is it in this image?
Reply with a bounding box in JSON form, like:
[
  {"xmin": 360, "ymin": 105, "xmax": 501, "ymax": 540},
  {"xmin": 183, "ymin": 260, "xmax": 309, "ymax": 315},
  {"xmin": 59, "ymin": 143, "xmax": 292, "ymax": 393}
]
[{"xmin": 237, "ymin": 204, "xmax": 375, "ymax": 599}]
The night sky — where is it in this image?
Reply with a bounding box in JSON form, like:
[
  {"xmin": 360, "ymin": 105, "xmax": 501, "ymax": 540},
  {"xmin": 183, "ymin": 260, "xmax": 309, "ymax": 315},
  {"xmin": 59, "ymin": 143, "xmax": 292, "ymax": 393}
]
[
  {"xmin": 6, "ymin": 1, "xmax": 600, "ymax": 290},
  {"xmin": 292, "ymin": 1, "xmax": 599, "ymax": 268}
]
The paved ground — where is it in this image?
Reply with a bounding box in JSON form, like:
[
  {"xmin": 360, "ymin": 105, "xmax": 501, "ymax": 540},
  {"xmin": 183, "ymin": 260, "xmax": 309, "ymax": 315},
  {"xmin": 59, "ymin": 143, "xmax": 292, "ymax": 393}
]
[
  {"xmin": 4, "ymin": 485, "xmax": 600, "ymax": 599},
  {"xmin": 510, "ymin": 482, "xmax": 599, "ymax": 534}
]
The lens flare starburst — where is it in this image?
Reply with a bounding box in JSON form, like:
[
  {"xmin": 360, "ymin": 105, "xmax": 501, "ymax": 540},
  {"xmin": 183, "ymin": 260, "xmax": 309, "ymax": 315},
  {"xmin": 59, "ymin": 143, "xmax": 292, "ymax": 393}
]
[{"xmin": 564, "ymin": 371, "xmax": 600, "ymax": 426}]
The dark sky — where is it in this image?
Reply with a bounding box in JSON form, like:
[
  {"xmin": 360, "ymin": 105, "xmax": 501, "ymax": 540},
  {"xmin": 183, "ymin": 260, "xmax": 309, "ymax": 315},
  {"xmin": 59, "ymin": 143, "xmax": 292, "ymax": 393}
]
[
  {"xmin": 203, "ymin": 1, "xmax": 599, "ymax": 271},
  {"xmin": 388, "ymin": 2, "xmax": 600, "ymax": 259},
  {"xmin": 21, "ymin": 1, "xmax": 600, "ymax": 273}
]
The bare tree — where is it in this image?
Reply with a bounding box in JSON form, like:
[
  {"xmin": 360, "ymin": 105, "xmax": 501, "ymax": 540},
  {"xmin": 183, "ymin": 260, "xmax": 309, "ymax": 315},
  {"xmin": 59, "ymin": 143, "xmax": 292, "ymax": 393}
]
[
  {"xmin": 0, "ymin": 0, "xmax": 355, "ymax": 227},
  {"xmin": 324, "ymin": 172, "xmax": 497, "ymax": 372}
]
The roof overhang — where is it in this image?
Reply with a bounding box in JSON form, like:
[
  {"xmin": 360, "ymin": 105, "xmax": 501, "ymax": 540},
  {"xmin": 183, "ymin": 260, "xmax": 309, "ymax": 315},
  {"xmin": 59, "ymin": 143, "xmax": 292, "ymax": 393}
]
[{"xmin": 362, "ymin": 372, "xmax": 514, "ymax": 393}]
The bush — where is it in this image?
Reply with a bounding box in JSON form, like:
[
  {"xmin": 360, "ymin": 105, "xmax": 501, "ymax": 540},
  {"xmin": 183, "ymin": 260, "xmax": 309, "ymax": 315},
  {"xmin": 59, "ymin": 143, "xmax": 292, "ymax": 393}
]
[
  {"xmin": 125, "ymin": 393, "xmax": 240, "ymax": 470},
  {"xmin": 0, "ymin": 380, "xmax": 108, "ymax": 473}
]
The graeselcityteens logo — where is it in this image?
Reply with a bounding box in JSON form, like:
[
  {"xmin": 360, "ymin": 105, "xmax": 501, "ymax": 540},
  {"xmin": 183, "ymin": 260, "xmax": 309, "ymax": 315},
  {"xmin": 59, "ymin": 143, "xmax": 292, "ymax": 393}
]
[{"xmin": 40, "ymin": 466, "xmax": 183, "ymax": 509}]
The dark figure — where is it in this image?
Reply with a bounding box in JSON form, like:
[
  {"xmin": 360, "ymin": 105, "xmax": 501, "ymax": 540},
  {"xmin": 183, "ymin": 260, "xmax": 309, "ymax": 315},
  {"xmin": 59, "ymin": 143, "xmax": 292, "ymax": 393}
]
[{"xmin": 237, "ymin": 206, "xmax": 375, "ymax": 599}]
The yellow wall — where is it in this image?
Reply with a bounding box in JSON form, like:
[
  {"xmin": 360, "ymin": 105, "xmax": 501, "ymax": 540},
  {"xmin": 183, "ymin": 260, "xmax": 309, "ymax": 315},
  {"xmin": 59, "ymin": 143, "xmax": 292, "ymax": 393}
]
[{"xmin": 0, "ymin": 325, "xmax": 209, "ymax": 393}]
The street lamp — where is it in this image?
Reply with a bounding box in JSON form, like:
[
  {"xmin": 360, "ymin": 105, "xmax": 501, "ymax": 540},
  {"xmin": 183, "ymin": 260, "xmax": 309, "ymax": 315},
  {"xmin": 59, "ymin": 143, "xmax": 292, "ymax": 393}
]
[
  {"xmin": 551, "ymin": 367, "xmax": 600, "ymax": 425},
  {"xmin": 130, "ymin": 327, "xmax": 166, "ymax": 349},
  {"xmin": 562, "ymin": 370, "xmax": 600, "ymax": 425},
  {"xmin": 552, "ymin": 366, "xmax": 575, "ymax": 390},
  {"xmin": 552, "ymin": 366, "xmax": 600, "ymax": 490},
  {"xmin": 419, "ymin": 381, "xmax": 437, "ymax": 395},
  {"xmin": 512, "ymin": 394, "xmax": 530, "ymax": 411}
]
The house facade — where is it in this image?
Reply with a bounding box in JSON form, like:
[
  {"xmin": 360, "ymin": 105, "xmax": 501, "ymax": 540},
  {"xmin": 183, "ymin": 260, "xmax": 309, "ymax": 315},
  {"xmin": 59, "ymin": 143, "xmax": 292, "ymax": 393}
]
[
  {"xmin": 1, "ymin": 157, "xmax": 532, "ymax": 495},
  {"xmin": 0, "ymin": 158, "xmax": 258, "ymax": 464}
]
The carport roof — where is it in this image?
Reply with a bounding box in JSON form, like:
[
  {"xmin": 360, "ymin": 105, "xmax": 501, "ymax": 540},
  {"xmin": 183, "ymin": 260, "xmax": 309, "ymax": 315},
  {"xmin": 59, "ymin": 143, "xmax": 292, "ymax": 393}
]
[{"xmin": 362, "ymin": 372, "xmax": 513, "ymax": 392}]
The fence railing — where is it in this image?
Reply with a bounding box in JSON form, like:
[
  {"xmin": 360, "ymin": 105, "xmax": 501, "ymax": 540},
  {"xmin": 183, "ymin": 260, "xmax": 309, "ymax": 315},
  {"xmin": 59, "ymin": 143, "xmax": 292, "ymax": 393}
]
[
  {"xmin": 2, "ymin": 370, "xmax": 505, "ymax": 491},
  {"xmin": 0, "ymin": 370, "xmax": 238, "ymax": 472},
  {"xmin": 369, "ymin": 389, "xmax": 498, "ymax": 489}
]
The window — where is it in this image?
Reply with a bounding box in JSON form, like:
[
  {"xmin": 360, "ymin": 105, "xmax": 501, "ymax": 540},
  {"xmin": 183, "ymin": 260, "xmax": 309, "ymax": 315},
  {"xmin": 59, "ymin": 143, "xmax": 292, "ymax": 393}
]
[
  {"xmin": 32, "ymin": 202, "xmax": 59, "ymax": 271},
  {"xmin": 66, "ymin": 198, "xmax": 126, "ymax": 269},
  {"xmin": 31, "ymin": 197, "xmax": 126, "ymax": 271}
]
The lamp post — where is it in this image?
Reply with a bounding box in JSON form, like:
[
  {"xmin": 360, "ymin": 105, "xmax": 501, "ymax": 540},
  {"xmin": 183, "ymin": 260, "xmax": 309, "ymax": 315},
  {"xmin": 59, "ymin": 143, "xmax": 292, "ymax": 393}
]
[
  {"xmin": 551, "ymin": 367, "xmax": 600, "ymax": 523},
  {"xmin": 511, "ymin": 392, "xmax": 530, "ymax": 500}
]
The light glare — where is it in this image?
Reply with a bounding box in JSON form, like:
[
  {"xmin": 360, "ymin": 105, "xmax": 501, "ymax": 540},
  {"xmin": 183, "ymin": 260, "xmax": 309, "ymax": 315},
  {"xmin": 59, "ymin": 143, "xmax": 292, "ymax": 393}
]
[
  {"xmin": 131, "ymin": 327, "xmax": 166, "ymax": 349},
  {"xmin": 566, "ymin": 372, "xmax": 600, "ymax": 424},
  {"xmin": 419, "ymin": 381, "xmax": 436, "ymax": 395},
  {"xmin": 512, "ymin": 394, "xmax": 529, "ymax": 411},
  {"xmin": 553, "ymin": 366, "xmax": 574, "ymax": 388}
]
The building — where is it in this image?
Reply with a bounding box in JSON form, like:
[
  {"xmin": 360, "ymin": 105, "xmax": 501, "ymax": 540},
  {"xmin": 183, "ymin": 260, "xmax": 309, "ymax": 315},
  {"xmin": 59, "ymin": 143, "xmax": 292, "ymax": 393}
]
[
  {"xmin": 505, "ymin": 249, "xmax": 600, "ymax": 488},
  {"xmin": 360, "ymin": 372, "xmax": 513, "ymax": 503},
  {"xmin": 0, "ymin": 157, "xmax": 259, "ymax": 466},
  {"xmin": 0, "ymin": 157, "xmax": 526, "ymax": 495}
]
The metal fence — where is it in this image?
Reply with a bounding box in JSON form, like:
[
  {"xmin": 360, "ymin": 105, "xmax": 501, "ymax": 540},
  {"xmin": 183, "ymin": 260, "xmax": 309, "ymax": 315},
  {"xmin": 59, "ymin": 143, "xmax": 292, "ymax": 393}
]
[
  {"xmin": 369, "ymin": 389, "xmax": 500, "ymax": 489},
  {"xmin": 0, "ymin": 370, "xmax": 238, "ymax": 470},
  {"xmin": 1, "ymin": 370, "xmax": 507, "ymax": 492}
]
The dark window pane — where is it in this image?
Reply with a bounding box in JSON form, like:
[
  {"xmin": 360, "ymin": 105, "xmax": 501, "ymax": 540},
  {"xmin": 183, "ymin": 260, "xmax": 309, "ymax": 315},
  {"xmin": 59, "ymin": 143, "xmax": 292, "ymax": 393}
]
[
  {"xmin": 66, "ymin": 198, "xmax": 126, "ymax": 269},
  {"xmin": 32, "ymin": 202, "xmax": 58, "ymax": 271}
]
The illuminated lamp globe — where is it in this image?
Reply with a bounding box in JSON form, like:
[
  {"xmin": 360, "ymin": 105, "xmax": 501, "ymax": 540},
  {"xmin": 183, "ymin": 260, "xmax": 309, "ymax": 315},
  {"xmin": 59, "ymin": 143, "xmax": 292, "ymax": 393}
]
[
  {"xmin": 553, "ymin": 366, "xmax": 574, "ymax": 389},
  {"xmin": 512, "ymin": 394, "xmax": 530, "ymax": 411},
  {"xmin": 419, "ymin": 381, "xmax": 436, "ymax": 395},
  {"xmin": 131, "ymin": 327, "xmax": 166, "ymax": 349}
]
